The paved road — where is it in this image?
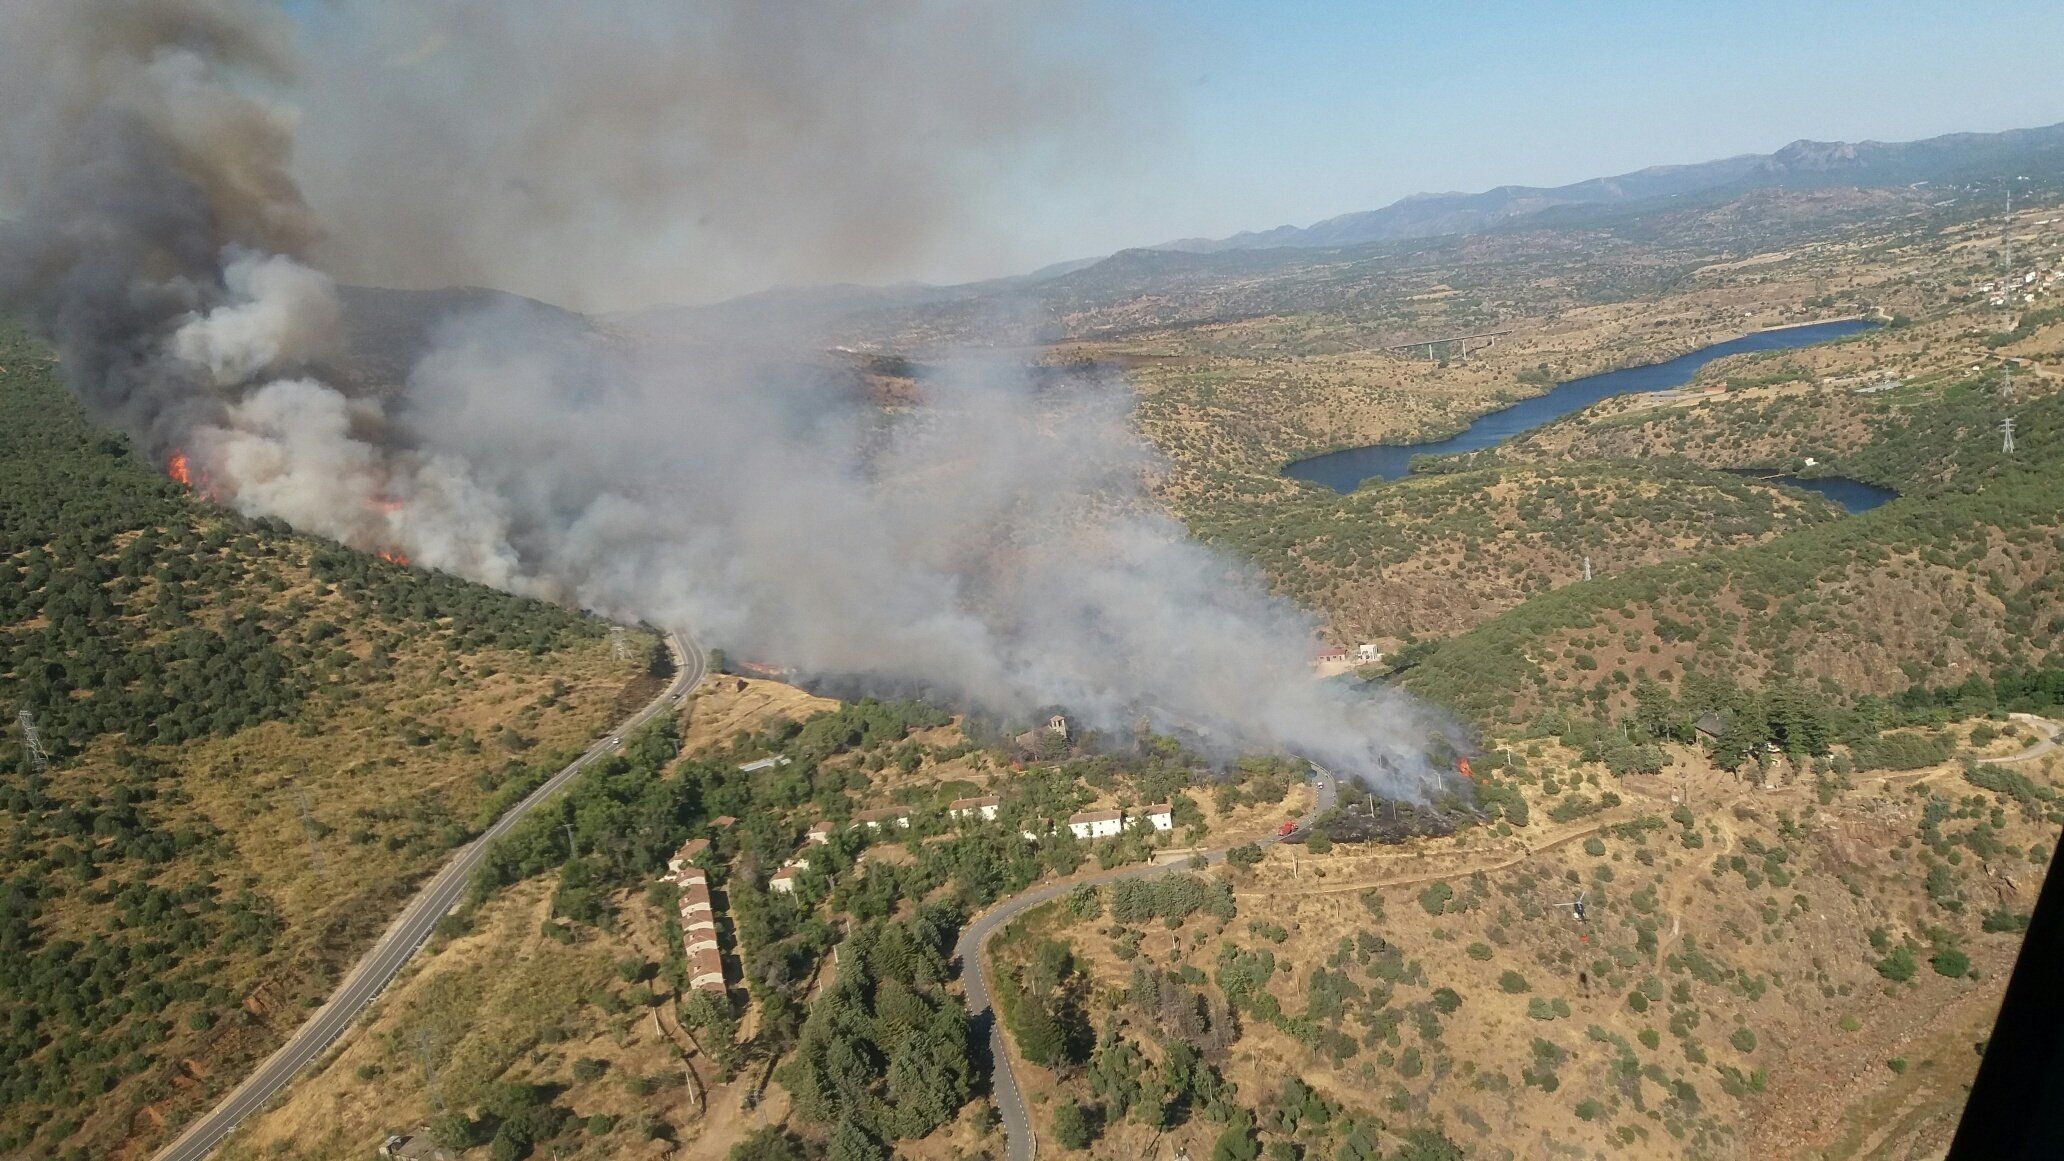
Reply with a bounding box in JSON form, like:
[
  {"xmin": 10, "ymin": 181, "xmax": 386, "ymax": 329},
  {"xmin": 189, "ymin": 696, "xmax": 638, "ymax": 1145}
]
[
  {"xmin": 955, "ymin": 763, "xmax": 1338, "ymax": 1161},
  {"xmin": 153, "ymin": 630, "xmax": 703, "ymax": 1161}
]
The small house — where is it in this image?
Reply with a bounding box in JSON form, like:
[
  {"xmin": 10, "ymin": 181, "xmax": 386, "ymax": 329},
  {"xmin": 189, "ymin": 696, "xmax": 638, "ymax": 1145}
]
[
  {"xmin": 853, "ymin": 806, "xmax": 911, "ymax": 830},
  {"xmin": 949, "ymin": 795, "xmax": 1000, "ymax": 821},
  {"xmin": 805, "ymin": 820, "xmax": 835, "ymax": 844},
  {"xmin": 1138, "ymin": 802, "xmax": 1175, "ymax": 832},
  {"xmin": 667, "ymin": 838, "xmax": 710, "ymax": 877},
  {"xmin": 1068, "ymin": 808, "xmax": 1125, "ymax": 840},
  {"xmin": 768, "ymin": 864, "xmax": 802, "ymax": 894}
]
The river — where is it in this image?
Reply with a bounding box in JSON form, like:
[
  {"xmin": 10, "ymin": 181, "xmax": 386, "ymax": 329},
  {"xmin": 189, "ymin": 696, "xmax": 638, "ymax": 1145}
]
[{"xmin": 1282, "ymin": 319, "xmax": 1880, "ymax": 491}]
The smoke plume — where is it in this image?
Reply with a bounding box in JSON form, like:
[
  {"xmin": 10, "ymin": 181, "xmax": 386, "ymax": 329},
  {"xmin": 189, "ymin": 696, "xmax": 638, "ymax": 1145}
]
[{"xmin": 0, "ymin": 1, "xmax": 1458, "ymax": 794}]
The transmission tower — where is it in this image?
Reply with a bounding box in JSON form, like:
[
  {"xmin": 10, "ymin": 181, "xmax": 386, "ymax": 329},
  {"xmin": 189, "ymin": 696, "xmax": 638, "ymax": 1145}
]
[
  {"xmin": 2004, "ymin": 188, "xmax": 2012, "ymax": 274},
  {"xmin": 418, "ymin": 1027, "xmax": 443, "ymax": 1111},
  {"xmin": 15, "ymin": 709, "xmax": 48, "ymax": 772},
  {"xmin": 2001, "ymin": 417, "xmax": 2017, "ymax": 456},
  {"xmin": 294, "ymin": 786, "xmax": 327, "ymax": 877}
]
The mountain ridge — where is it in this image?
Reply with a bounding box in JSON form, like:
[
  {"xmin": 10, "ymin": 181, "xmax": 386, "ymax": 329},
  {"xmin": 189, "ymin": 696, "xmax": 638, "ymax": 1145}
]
[{"xmin": 1147, "ymin": 119, "xmax": 2064, "ymax": 256}]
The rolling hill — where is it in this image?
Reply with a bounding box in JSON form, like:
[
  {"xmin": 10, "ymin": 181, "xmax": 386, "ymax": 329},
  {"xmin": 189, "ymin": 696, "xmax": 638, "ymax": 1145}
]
[{"xmin": 0, "ymin": 323, "xmax": 657, "ymax": 1158}]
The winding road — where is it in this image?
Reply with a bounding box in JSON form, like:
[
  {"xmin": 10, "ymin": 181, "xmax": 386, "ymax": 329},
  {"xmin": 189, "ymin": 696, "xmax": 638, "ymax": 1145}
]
[
  {"xmin": 153, "ymin": 630, "xmax": 703, "ymax": 1161},
  {"xmin": 954, "ymin": 763, "xmax": 1339, "ymax": 1161}
]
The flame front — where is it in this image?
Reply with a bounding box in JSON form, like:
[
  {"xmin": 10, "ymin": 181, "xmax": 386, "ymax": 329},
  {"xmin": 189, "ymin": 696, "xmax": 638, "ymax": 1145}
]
[
  {"xmin": 167, "ymin": 452, "xmax": 192, "ymax": 487},
  {"xmin": 377, "ymin": 549, "xmax": 411, "ymax": 566}
]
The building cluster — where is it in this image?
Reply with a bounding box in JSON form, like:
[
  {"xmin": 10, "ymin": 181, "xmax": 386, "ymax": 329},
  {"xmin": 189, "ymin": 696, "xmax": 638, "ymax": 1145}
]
[
  {"xmin": 1978, "ymin": 266, "xmax": 2061, "ymax": 307},
  {"xmin": 767, "ymin": 795, "xmax": 1175, "ymax": 893},
  {"xmin": 665, "ymin": 837, "xmax": 727, "ymax": 994},
  {"xmin": 1312, "ymin": 643, "xmax": 1383, "ymax": 671},
  {"xmin": 1065, "ymin": 802, "xmax": 1173, "ymax": 840}
]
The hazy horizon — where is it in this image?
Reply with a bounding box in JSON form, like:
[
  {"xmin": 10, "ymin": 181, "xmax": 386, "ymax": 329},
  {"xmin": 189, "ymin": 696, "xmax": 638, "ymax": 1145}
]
[{"xmin": 242, "ymin": 1, "xmax": 2064, "ymax": 313}]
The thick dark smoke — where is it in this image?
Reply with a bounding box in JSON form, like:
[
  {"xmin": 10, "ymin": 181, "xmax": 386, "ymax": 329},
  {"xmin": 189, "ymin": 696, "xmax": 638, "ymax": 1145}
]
[{"xmin": 0, "ymin": 1, "xmax": 1459, "ymax": 795}]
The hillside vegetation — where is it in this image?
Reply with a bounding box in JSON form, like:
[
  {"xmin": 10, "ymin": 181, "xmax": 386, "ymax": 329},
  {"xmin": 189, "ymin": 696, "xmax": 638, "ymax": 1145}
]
[
  {"xmin": 1193, "ymin": 459, "xmax": 1840, "ymax": 642},
  {"xmin": 1400, "ymin": 363, "xmax": 2064, "ymax": 729},
  {"xmin": 0, "ymin": 326, "xmax": 652, "ymax": 1159}
]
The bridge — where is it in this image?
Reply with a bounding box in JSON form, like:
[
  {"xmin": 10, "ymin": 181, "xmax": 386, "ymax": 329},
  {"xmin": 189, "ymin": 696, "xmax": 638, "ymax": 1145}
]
[{"xmin": 1385, "ymin": 328, "xmax": 1511, "ymax": 361}]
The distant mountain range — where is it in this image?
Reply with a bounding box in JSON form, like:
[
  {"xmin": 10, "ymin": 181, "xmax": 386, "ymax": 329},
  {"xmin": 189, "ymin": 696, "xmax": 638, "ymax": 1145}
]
[
  {"xmin": 1149, "ymin": 120, "xmax": 2064, "ymax": 256},
  {"xmin": 613, "ymin": 119, "xmax": 2064, "ymax": 338}
]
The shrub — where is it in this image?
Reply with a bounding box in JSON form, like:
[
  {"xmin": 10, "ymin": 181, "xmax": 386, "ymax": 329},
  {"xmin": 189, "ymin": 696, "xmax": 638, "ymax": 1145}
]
[
  {"xmin": 1930, "ymin": 947, "xmax": 1970, "ymax": 978},
  {"xmin": 1418, "ymin": 881, "xmax": 1453, "ymax": 915},
  {"xmin": 1729, "ymin": 1027, "xmax": 1757, "ymax": 1053},
  {"xmin": 1500, "ymin": 971, "xmax": 1531, "ymax": 994},
  {"xmin": 1875, "ymin": 946, "xmax": 1917, "ymax": 983}
]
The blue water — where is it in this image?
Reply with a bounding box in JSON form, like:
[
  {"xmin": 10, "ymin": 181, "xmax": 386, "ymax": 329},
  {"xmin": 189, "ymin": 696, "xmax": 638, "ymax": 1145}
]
[
  {"xmin": 1283, "ymin": 319, "xmax": 1879, "ymax": 491},
  {"xmin": 1722, "ymin": 470, "xmax": 1896, "ymax": 515}
]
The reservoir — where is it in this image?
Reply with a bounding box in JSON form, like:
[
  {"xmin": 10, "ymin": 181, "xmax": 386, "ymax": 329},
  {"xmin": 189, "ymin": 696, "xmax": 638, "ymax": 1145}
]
[
  {"xmin": 1721, "ymin": 470, "xmax": 1896, "ymax": 516},
  {"xmin": 1282, "ymin": 318, "xmax": 1879, "ymax": 491}
]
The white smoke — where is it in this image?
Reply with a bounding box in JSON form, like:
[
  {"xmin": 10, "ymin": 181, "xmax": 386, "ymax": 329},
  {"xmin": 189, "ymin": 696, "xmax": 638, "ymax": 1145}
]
[{"xmin": 171, "ymin": 249, "xmax": 341, "ymax": 386}]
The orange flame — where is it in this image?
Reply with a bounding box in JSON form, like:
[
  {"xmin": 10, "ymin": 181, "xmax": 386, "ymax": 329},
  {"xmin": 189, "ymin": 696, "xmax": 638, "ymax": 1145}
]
[
  {"xmin": 167, "ymin": 452, "xmax": 192, "ymax": 487},
  {"xmin": 370, "ymin": 497, "xmax": 404, "ymax": 515},
  {"xmin": 377, "ymin": 549, "xmax": 411, "ymax": 567}
]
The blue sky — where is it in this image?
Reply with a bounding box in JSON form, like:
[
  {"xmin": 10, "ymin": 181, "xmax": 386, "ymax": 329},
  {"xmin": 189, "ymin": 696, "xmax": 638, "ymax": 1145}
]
[
  {"xmin": 275, "ymin": 2, "xmax": 2064, "ymax": 299},
  {"xmin": 1042, "ymin": 0, "xmax": 2064, "ymax": 255}
]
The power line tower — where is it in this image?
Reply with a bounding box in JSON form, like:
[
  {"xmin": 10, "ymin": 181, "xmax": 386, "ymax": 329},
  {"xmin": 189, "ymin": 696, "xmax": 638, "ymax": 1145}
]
[
  {"xmin": 294, "ymin": 786, "xmax": 327, "ymax": 878},
  {"xmin": 2004, "ymin": 187, "xmax": 2012, "ymax": 274},
  {"xmin": 2001, "ymin": 417, "xmax": 2017, "ymax": 456},
  {"xmin": 16, "ymin": 709, "xmax": 48, "ymax": 772},
  {"xmin": 417, "ymin": 1027, "xmax": 444, "ymax": 1111}
]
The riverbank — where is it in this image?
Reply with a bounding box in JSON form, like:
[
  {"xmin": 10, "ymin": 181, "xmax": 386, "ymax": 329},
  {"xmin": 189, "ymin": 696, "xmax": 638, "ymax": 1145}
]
[{"xmin": 1283, "ymin": 319, "xmax": 1880, "ymax": 492}]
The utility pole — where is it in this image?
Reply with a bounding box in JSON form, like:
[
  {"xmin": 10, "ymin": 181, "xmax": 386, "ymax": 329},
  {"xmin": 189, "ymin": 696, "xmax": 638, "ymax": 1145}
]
[
  {"xmin": 610, "ymin": 626, "xmax": 630, "ymax": 662},
  {"xmin": 2001, "ymin": 416, "xmax": 2017, "ymax": 456},
  {"xmin": 1582, "ymin": 555, "xmax": 1593, "ymax": 582},
  {"xmin": 294, "ymin": 786, "xmax": 326, "ymax": 878},
  {"xmin": 15, "ymin": 709, "xmax": 48, "ymax": 773}
]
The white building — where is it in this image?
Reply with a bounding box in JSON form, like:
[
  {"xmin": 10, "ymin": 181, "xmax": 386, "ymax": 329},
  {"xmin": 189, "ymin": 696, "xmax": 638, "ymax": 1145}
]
[
  {"xmin": 1068, "ymin": 808, "xmax": 1125, "ymax": 840},
  {"xmin": 1139, "ymin": 802, "xmax": 1175, "ymax": 832},
  {"xmin": 768, "ymin": 865, "xmax": 802, "ymax": 894},
  {"xmin": 805, "ymin": 820, "xmax": 834, "ymax": 844},
  {"xmin": 950, "ymin": 795, "xmax": 1000, "ymax": 821}
]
